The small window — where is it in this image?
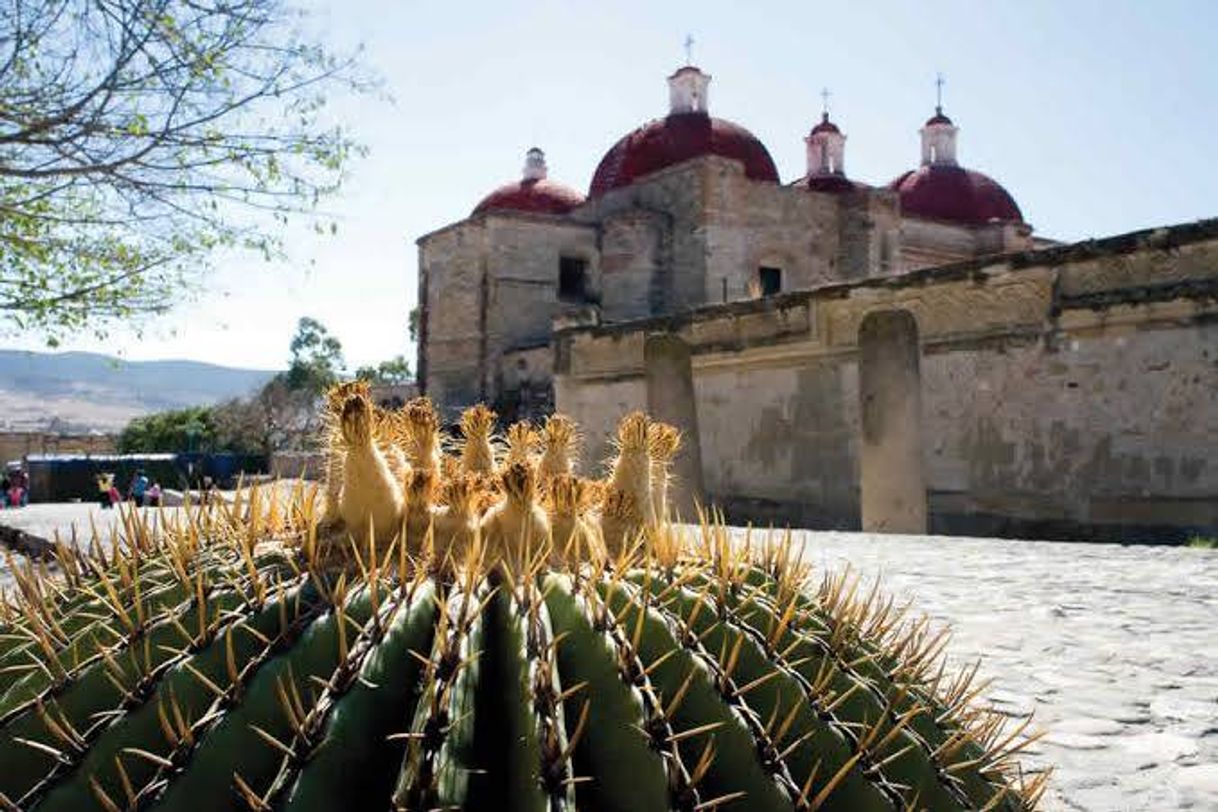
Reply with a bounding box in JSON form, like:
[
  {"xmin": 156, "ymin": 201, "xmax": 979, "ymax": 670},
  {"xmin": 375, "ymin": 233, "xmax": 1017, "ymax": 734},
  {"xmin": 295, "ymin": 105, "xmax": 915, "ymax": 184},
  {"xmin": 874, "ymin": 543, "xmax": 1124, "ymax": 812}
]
[
  {"xmin": 559, "ymin": 257, "xmax": 588, "ymax": 302},
  {"xmin": 758, "ymin": 266, "xmax": 782, "ymax": 297}
]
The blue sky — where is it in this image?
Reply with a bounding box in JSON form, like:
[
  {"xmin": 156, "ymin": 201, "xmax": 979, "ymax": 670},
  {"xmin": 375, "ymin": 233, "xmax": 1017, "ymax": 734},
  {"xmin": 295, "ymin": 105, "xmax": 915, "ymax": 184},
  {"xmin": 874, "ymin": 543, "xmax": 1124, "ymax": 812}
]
[{"xmin": 8, "ymin": 0, "xmax": 1216, "ymax": 370}]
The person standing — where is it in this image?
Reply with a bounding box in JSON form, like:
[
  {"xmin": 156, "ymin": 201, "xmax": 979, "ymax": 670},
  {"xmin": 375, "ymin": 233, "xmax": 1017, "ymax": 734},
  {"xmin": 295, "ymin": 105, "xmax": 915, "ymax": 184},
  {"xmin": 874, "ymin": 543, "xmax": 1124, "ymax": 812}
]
[
  {"xmin": 7, "ymin": 467, "xmax": 28, "ymax": 508},
  {"xmin": 146, "ymin": 481, "xmax": 162, "ymax": 508},
  {"xmin": 130, "ymin": 470, "xmax": 149, "ymax": 505}
]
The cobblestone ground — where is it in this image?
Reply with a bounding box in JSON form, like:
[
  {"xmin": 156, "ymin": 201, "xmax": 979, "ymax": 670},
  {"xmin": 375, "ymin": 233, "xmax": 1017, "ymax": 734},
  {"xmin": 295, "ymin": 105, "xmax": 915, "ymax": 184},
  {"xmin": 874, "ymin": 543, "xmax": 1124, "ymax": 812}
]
[
  {"xmin": 2, "ymin": 506, "xmax": 1215, "ymax": 810},
  {"xmin": 796, "ymin": 531, "xmax": 1218, "ymax": 811}
]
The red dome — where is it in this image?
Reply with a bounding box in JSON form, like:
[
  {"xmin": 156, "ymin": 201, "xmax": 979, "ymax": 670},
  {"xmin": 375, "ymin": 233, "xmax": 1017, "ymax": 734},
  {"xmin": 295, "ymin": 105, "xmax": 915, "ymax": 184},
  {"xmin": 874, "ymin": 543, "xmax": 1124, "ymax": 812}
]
[
  {"xmin": 472, "ymin": 178, "xmax": 585, "ymax": 217},
  {"xmin": 809, "ymin": 113, "xmax": 840, "ymax": 136},
  {"xmin": 589, "ymin": 112, "xmax": 779, "ymax": 198},
  {"xmin": 888, "ymin": 165, "xmax": 1023, "ymax": 225}
]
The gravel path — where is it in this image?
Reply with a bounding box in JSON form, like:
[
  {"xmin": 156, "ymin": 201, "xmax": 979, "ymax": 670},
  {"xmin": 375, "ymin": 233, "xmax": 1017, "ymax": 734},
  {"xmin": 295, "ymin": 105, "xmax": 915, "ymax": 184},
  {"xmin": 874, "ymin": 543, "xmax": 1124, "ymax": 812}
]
[{"xmin": 2, "ymin": 506, "xmax": 1215, "ymax": 810}]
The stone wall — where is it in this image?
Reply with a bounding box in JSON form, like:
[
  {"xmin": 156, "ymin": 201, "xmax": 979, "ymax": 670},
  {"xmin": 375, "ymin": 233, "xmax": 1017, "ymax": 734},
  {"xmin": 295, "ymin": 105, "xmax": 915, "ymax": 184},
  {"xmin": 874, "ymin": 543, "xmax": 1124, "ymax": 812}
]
[
  {"xmin": 554, "ymin": 219, "xmax": 1218, "ymax": 542},
  {"xmin": 898, "ymin": 217, "xmax": 1038, "ymax": 272},
  {"xmin": 0, "ymin": 432, "xmax": 115, "ymax": 465},
  {"xmin": 417, "ymin": 213, "xmax": 597, "ymax": 420}
]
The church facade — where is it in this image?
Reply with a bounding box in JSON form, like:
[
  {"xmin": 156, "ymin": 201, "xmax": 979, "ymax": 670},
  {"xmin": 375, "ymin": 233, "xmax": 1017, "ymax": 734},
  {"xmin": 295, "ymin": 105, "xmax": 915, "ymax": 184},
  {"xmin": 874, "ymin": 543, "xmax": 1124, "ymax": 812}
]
[{"xmin": 415, "ymin": 64, "xmax": 1218, "ymax": 542}]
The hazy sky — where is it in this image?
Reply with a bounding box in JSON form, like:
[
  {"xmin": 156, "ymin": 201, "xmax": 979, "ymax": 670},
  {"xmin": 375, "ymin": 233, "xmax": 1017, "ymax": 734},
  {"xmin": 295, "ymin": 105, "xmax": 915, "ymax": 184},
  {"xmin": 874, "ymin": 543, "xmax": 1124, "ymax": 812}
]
[{"xmin": 7, "ymin": 0, "xmax": 1216, "ymax": 370}]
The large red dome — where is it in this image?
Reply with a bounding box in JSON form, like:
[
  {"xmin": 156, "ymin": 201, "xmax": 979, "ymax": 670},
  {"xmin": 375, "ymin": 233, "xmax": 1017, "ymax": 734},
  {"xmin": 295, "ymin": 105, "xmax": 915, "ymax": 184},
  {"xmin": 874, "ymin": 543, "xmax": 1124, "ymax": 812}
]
[
  {"xmin": 888, "ymin": 165, "xmax": 1023, "ymax": 226},
  {"xmin": 589, "ymin": 112, "xmax": 779, "ymax": 198},
  {"xmin": 472, "ymin": 177, "xmax": 585, "ymax": 217}
]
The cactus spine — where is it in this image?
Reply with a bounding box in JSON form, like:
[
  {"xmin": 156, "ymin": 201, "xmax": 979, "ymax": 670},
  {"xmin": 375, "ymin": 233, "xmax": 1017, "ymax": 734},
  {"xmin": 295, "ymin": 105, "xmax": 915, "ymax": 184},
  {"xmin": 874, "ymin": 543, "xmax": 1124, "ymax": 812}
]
[{"xmin": 0, "ymin": 391, "xmax": 1048, "ymax": 811}]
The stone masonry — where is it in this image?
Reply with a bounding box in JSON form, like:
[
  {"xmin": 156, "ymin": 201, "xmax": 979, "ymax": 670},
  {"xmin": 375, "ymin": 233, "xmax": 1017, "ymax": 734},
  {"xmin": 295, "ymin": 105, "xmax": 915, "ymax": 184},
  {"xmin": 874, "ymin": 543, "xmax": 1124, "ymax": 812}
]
[{"xmin": 554, "ymin": 219, "xmax": 1218, "ymax": 542}]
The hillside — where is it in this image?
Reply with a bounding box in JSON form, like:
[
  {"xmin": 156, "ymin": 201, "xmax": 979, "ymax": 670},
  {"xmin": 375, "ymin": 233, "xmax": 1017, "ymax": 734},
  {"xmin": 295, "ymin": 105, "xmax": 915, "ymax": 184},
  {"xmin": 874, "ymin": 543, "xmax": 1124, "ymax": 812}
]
[{"xmin": 0, "ymin": 350, "xmax": 277, "ymax": 433}]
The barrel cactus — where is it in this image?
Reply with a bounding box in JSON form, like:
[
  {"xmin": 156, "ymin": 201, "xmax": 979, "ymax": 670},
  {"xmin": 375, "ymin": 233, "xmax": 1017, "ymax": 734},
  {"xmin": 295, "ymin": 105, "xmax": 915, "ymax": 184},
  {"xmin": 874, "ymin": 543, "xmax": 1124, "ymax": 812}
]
[{"xmin": 0, "ymin": 386, "xmax": 1047, "ymax": 811}]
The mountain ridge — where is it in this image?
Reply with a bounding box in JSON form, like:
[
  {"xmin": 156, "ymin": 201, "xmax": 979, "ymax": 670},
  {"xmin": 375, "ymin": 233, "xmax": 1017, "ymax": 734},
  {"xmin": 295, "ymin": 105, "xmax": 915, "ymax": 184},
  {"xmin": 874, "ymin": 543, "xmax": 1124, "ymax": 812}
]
[{"xmin": 0, "ymin": 350, "xmax": 278, "ymax": 433}]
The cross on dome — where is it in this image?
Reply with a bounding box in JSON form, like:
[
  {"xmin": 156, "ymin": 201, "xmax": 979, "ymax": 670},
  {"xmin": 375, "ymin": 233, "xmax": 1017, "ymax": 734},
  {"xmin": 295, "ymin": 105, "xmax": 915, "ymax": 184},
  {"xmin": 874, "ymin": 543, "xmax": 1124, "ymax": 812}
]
[{"xmin": 683, "ymin": 34, "xmax": 695, "ymax": 65}]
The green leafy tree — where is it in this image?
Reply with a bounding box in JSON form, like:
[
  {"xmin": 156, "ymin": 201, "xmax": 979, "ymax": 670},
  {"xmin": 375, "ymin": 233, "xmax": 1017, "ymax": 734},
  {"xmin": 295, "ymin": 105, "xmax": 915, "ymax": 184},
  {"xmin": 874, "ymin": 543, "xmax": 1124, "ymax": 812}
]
[
  {"xmin": 0, "ymin": 0, "xmax": 369, "ymax": 343},
  {"xmin": 117, "ymin": 406, "xmax": 217, "ymax": 453},
  {"xmin": 285, "ymin": 316, "xmax": 345, "ymax": 393},
  {"xmin": 354, "ymin": 354, "xmax": 411, "ymax": 385}
]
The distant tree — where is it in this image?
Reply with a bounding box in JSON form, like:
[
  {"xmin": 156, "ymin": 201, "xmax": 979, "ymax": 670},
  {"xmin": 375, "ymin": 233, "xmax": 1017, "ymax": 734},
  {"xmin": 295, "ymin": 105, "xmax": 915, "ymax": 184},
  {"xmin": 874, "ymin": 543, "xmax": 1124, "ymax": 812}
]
[
  {"xmin": 354, "ymin": 354, "xmax": 411, "ymax": 385},
  {"xmin": 285, "ymin": 316, "xmax": 345, "ymax": 393},
  {"xmin": 117, "ymin": 406, "xmax": 216, "ymax": 453},
  {"xmin": 0, "ymin": 0, "xmax": 369, "ymax": 343},
  {"xmin": 408, "ymin": 306, "xmax": 421, "ymax": 344},
  {"xmin": 119, "ymin": 317, "xmax": 349, "ymax": 456}
]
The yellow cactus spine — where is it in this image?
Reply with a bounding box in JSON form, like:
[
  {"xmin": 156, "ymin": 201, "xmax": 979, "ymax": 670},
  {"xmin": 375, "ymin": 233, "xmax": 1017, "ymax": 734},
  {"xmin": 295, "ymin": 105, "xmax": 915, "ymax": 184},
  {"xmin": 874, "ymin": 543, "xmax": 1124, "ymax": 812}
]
[
  {"xmin": 647, "ymin": 421, "xmax": 681, "ymax": 522},
  {"xmin": 458, "ymin": 404, "xmax": 498, "ymax": 476},
  {"xmin": 337, "ymin": 392, "xmax": 404, "ymax": 548},
  {"xmin": 401, "ymin": 397, "xmax": 443, "ymax": 474},
  {"xmin": 537, "ymin": 413, "xmax": 579, "ymax": 482},
  {"xmin": 480, "ymin": 461, "xmax": 550, "ymax": 572}
]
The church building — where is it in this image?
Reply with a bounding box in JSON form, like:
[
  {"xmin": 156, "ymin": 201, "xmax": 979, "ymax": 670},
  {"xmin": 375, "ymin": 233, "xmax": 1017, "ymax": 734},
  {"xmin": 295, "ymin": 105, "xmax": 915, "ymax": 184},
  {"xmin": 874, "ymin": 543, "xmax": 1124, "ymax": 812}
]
[{"xmin": 415, "ymin": 62, "xmax": 1218, "ymax": 542}]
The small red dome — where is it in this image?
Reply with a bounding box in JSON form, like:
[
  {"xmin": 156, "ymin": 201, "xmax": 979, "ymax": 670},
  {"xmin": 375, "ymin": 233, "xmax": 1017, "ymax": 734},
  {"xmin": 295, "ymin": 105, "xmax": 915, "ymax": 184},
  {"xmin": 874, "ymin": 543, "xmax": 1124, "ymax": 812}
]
[
  {"xmin": 589, "ymin": 112, "xmax": 779, "ymax": 198},
  {"xmin": 925, "ymin": 110, "xmax": 954, "ymax": 126},
  {"xmin": 472, "ymin": 178, "xmax": 585, "ymax": 217},
  {"xmin": 888, "ymin": 165, "xmax": 1023, "ymax": 225},
  {"xmin": 809, "ymin": 113, "xmax": 840, "ymax": 136}
]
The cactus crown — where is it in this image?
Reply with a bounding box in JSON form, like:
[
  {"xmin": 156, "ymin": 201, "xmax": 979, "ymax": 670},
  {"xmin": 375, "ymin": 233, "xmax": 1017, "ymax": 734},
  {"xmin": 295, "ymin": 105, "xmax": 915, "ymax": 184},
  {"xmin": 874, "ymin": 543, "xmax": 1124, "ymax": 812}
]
[{"xmin": 0, "ymin": 390, "xmax": 1047, "ymax": 811}]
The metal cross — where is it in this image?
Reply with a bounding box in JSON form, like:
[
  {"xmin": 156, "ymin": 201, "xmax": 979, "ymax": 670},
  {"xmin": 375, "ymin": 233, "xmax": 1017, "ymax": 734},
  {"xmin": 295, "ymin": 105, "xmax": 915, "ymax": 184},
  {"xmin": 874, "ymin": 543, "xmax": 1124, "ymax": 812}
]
[
  {"xmin": 935, "ymin": 72, "xmax": 945, "ymax": 111},
  {"xmin": 820, "ymin": 87, "xmax": 832, "ymax": 116},
  {"xmin": 684, "ymin": 34, "xmax": 695, "ymax": 64}
]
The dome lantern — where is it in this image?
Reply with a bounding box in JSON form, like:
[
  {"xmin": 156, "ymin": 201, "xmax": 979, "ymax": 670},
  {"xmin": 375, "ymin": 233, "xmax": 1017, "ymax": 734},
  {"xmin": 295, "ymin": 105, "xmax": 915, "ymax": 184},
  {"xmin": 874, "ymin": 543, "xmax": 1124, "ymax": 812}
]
[
  {"xmin": 522, "ymin": 147, "xmax": 548, "ymax": 181},
  {"xmin": 668, "ymin": 65, "xmax": 710, "ymax": 115},
  {"xmin": 921, "ymin": 74, "xmax": 959, "ymax": 166},
  {"xmin": 806, "ymin": 89, "xmax": 846, "ymax": 178}
]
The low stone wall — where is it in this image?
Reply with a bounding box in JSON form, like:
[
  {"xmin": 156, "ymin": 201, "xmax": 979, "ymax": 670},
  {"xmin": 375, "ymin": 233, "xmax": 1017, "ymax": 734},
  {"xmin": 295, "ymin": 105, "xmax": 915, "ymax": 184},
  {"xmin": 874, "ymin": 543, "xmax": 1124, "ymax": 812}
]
[
  {"xmin": 0, "ymin": 431, "xmax": 115, "ymax": 464},
  {"xmin": 555, "ymin": 218, "xmax": 1218, "ymax": 542},
  {"xmin": 269, "ymin": 451, "xmax": 326, "ymax": 481}
]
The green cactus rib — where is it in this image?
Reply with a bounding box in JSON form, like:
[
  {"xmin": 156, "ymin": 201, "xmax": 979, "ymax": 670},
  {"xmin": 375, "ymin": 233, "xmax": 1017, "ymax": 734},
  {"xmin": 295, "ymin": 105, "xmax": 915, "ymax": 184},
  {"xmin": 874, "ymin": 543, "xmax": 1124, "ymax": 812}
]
[
  {"xmin": 542, "ymin": 574, "xmax": 671, "ymax": 812},
  {"xmin": 737, "ymin": 564, "xmax": 1019, "ymax": 808},
  {"xmin": 27, "ymin": 576, "xmax": 312, "ymax": 811},
  {"xmin": 0, "ymin": 588, "xmax": 243, "ymax": 801},
  {"xmin": 2, "ymin": 540, "xmax": 1042, "ymax": 811},
  {"xmin": 598, "ymin": 576, "xmax": 792, "ymax": 811},
  {"xmin": 277, "ymin": 580, "xmax": 438, "ymax": 810},
  {"xmin": 146, "ymin": 585, "xmax": 374, "ymax": 811},
  {"xmin": 0, "ymin": 542, "xmax": 284, "ymax": 702},
  {"xmin": 393, "ymin": 583, "xmax": 488, "ymax": 809}
]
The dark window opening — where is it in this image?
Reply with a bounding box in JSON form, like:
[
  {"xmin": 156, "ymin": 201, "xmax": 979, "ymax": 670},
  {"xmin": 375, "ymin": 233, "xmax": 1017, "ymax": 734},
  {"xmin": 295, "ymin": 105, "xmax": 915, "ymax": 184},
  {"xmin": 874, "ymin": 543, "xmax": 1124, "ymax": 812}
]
[
  {"xmin": 559, "ymin": 257, "xmax": 588, "ymax": 302},
  {"xmin": 758, "ymin": 266, "xmax": 782, "ymax": 296}
]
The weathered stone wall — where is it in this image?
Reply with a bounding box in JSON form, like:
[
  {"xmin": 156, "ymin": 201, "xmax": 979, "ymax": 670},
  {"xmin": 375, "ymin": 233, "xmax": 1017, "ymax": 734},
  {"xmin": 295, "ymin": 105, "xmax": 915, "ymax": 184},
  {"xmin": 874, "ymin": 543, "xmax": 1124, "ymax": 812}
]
[
  {"xmin": 699, "ymin": 159, "xmax": 841, "ymax": 300},
  {"xmin": 898, "ymin": 218, "xmax": 1038, "ymax": 272},
  {"xmin": 555, "ymin": 219, "xmax": 1218, "ymax": 541},
  {"xmin": 417, "ymin": 220, "xmax": 487, "ymax": 416},
  {"xmin": 0, "ymin": 432, "xmax": 116, "ymax": 464},
  {"xmin": 418, "ymin": 213, "xmax": 597, "ymax": 420}
]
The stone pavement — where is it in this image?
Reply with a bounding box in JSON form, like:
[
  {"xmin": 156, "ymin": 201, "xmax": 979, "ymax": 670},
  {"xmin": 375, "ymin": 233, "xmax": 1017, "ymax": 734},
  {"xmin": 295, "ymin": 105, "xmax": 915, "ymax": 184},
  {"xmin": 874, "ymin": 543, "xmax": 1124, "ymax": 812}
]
[
  {"xmin": 1, "ymin": 506, "xmax": 1215, "ymax": 810},
  {"xmin": 796, "ymin": 531, "xmax": 1218, "ymax": 811}
]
